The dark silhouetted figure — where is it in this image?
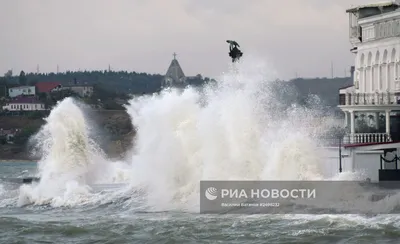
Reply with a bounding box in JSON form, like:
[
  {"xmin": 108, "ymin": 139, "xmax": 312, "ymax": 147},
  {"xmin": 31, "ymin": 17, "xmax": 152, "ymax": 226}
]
[{"xmin": 227, "ymin": 40, "xmax": 243, "ymax": 63}]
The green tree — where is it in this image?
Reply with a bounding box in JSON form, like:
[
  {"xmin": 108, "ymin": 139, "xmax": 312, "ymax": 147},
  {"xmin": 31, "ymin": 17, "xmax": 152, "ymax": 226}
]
[
  {"xmin": 28, "ymin": 111, "xmax": 45, "ymax": 119},
  {"xmin": 29, "ymin": 79, "xmax": 38, "ymax": 86},
  {"xmin": 0, "ymin": 77, "xmax": 6, "ymax": 97},
  {"xmin": 19, "ymin": 70, "xmax": 27, "ymax": 85},
  {"xmin": 0, "ymin": 77, "xmax": 6, "ymax": 85},
  {"xmin": 0, "ymin": 135, "xmax": 6, "ymax": 145},
  {"xmin": 38, "ymin": 92, "xmax": 47, "ymax": 101},
  {"xmin": 12, "ymin": 127, "xmax": 38, "ymax": 145}
]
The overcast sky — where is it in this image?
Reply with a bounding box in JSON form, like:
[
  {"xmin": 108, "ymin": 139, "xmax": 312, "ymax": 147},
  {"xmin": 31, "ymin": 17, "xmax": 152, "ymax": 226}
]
[{"xmin": 0, "ymin": 0, "xmax": 374, "ymax": 80}]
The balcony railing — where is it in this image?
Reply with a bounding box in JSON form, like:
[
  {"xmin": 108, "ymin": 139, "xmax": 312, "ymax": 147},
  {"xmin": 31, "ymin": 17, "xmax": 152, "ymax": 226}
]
[
  {"xmin": 318, "ymin": 133, "xmax": 392, "ymax": 147},
  {"xmin": 339, "ymin": 92, "xmax": 399, "ymax": 106},
  {"xmin": 343, "ymin": 133, "xmax": 391, "ymax": 144}
]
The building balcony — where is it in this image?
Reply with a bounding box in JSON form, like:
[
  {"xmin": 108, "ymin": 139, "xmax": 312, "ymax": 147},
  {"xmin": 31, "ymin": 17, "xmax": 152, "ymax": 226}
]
[
  {"xmin": 319, "ymin": 133, "xmax": 393, "ymax": 148},
  {"xmin": 343, "ymin": 133, "xmax": 391, "ymax": 145},
  {"xmin": 349, "ymin": 26, "xmax": 362, "ymax": 43},
  {"xmin": 339, "ymin": 92, "xmax": 400, "ymax": 106}
]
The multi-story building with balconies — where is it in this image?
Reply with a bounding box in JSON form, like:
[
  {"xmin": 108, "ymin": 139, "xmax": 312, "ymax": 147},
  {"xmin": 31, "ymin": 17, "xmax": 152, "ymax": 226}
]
[
  {"xmin": 324, "ymin": 0, "xmax": 400, "ymax": 183},
  {"xmin": 339, "ymin": 0, "xmax": 400, "ymax": 145}
]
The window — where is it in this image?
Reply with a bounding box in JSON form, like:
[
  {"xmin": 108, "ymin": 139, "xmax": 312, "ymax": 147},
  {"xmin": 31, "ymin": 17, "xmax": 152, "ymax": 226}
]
[{"xmin": 339, "ymin": 94, "xmax": 346, "ymax": 105}]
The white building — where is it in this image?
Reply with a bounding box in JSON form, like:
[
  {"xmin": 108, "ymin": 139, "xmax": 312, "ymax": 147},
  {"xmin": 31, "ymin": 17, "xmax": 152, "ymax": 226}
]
[
  {"xmin": 336, "ymin": 0, "xmax": 400, "ymax": 183},
  {"xmin": 8, "ymin": 86, "xmax": 36, "ymax": 98},
  {"xmin": 339, "ymin": 0, "xmax": 400, "ymax": 144},
  {"xmin": 2, "ymin": 97, "xmax": 45, "ymax": 111},
  {"xmin": 65, "ymin": 85, "xmax": 93, "ymax": 97}
]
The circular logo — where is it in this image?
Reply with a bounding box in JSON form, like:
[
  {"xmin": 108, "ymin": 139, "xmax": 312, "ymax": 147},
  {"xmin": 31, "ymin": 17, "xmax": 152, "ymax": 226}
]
[{"xmin": 205, "ymin": 187, "xmax": 218, "ymax": 200}]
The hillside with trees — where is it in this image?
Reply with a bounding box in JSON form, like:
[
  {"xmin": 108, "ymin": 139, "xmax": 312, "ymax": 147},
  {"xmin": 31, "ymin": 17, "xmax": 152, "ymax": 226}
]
[
  {"xmin": 0, "ymin": 69, "xmax": 353, "ymax": 160},
  {"xmin": 289, "ymin": 77, "xmax": 352, "ymax": 107},
  {"xmin": 0, "ymin": 69, "xmax": 352, "ymax": 109},
  {"xmin": 0, "ymin": 70, "xmax": 213, "ymax": 95}
]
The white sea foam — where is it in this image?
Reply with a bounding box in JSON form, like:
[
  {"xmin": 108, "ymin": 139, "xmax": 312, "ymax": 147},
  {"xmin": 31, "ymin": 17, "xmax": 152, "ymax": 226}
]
[
  {"xmin": 16, "ymin": 98, "xmax": 131, "ymax": 207},
  {"xmin": 125, "ymin": 57, "xmax": 353, "ymax": 211},
  {"xmin": 5, "ymin": 56, "xmax": 400, "ymax": 217}
]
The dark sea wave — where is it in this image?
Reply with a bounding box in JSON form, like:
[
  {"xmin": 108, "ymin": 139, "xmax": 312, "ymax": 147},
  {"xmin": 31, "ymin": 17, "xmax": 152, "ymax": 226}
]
[
  {"xmin": 1, "ymin": 209, "xmax": 400, "ymax": 244},
  {"xmin": 1, "ymin": 183, "xmax": 400, "ymax": 242}
]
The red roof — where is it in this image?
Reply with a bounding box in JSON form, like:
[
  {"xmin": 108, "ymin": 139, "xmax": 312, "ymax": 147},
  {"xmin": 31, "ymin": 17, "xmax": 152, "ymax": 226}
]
[{"xmin": 36, "ymin": 82, "xmax": 61, "ymax": 93}]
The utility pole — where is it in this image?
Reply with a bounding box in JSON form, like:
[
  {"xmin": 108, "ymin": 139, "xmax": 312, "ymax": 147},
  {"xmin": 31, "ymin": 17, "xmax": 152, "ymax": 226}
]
[
  {"xmin": 36, "ymin": 64, "xmax": 40, "ymax": 74},
  {"xmin": 339, "ymin": 136, "xmax": 342, "ymax": 173}
]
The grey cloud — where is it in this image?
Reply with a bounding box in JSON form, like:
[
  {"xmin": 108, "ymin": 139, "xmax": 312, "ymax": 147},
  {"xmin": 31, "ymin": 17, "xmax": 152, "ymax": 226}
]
[{"xmin": 0, "ymin": 0, "xmax": 374, "ymax": 80}]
